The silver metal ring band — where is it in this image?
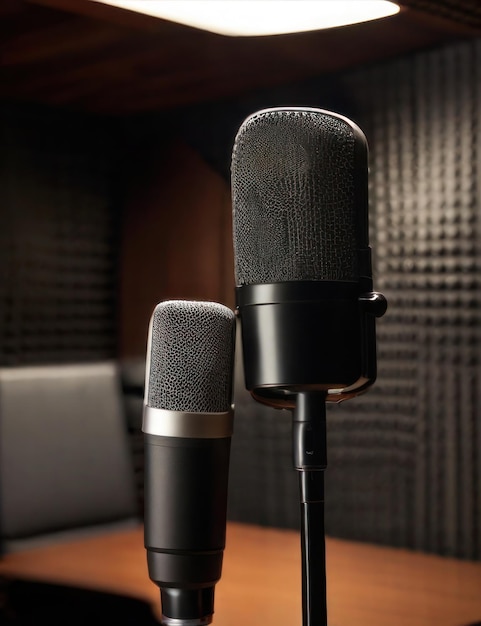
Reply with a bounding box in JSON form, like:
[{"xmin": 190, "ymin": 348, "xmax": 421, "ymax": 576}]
[
  {"xmin": 160, "ymin": 616, "xmax": 212, "ymax": 626},
  {"xmin": 142, "ymin": 405, "xmax": 234, "ymax": 439}
]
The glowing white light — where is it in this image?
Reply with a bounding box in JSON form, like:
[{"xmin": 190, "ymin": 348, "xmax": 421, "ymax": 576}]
[{"xmin": 92, "ymin": 1, "xmax": 400, "ymax": 37}]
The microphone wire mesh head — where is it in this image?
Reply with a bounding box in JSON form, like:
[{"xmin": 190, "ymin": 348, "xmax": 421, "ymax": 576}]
[
  {"xmin": 146, "ymin": 300, "xmax": 235, "ymax": 413},
  {"xmin": 231, "ymin": 107, "xmax": 368, "ymax": 286}
]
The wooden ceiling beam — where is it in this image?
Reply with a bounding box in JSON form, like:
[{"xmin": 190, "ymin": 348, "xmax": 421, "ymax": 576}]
[{"xmin": 2, "ymin": 0, "xmax": 480, "ymax": 114}]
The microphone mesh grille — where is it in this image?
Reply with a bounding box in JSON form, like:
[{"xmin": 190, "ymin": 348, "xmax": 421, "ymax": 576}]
[
  {"xmin": 147, "ymin": 300, "xmax": 235, "ymax": 412},
  {"xmin": 232, "ymin": 108, "xmax": 359, "ymax": 285}
]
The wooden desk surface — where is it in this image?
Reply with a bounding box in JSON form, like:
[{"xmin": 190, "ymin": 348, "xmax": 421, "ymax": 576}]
[{"xmin": 0, "ymin": 522, "xmax": 480, "ymax": 626}]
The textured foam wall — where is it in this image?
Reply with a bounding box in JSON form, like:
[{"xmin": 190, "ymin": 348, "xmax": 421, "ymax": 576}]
[
  {"xmin": 327, "ymin": 39, "xmax": 481, "ymax": 559},
  {"xmin": 0, "ymin": 106, "xmax": 120, "ymax": 365},
  {"xmin": 229, "ymin": 38, "xmax": 481, "ymax": 559}
]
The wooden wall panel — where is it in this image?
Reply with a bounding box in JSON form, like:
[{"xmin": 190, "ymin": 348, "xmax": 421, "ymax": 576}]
[{"xmin": 119, "ymin": 140, "xmax": 234, "ymax": 358}]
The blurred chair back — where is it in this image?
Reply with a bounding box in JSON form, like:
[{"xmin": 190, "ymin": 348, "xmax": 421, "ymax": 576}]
[{"xmin": 0, "ymin": 362, "xmax": 139, "ymax": 553}]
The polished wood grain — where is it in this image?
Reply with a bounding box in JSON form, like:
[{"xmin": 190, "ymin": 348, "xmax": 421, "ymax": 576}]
[
  {"xmin": 119, "ymin": 140, "xmax": 234, "ymax": 358},
  {"xmin": 0, "ymin": 522, "xmax": 480, "ymax": 626}
]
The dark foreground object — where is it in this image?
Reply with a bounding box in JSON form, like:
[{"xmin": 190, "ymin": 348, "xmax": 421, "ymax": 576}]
[{"xmin": 0, "ymin": 579, "xmax": 160, "ymax": 626}]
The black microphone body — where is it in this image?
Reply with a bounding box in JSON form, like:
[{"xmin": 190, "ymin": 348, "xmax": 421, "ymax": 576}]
[
  {"xmin": 232, "ymin": 107, "xmax": 386, "ymax": 408},
  {"xmin": 143, "ymin": 300, "xmax": 235, "ymax": 626},
  {"xmin": 231, "ymin": 107, "xmax": 386, "ymax": 626}
]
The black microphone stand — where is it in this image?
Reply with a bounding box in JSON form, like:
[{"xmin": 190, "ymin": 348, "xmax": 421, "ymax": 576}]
[{"xmin": 292, "ymin": 391, "xmax": 328, "ymax": 626}]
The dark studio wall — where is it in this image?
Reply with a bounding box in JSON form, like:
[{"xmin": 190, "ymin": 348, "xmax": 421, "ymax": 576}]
[
  {"xmin": 225, "ymin": 37, "xmax": 481, "ymax": 560},
  {"xmin": 1, "ymin": 34, "xmax": 480, "ymax": 561},
  {"xmin": 118, "ymin": 132, "xmax": 234, "ymax": 359},
  {"xmin": 0, "ymin": 106, "xmax": 234, "ymax": 519},
  {"xmin": 0, "ymin": 105, "xmax": 121, "ymax": 366},
  {"xmin": 0, "ymin": 106, "xmax": 234, "ymax": 363},
  {"xmin": 331, "ymin": 39, "xmax": 481, "ymax": 558}
]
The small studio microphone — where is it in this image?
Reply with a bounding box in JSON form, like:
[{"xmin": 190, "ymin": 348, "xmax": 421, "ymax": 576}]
[
  {"xmin": 142, "ymin": 300, "xmax": 235, "ymax": 626},
  {"xmin": 232, "ymin": 107, "xmax": 387, "ymax": 408}
]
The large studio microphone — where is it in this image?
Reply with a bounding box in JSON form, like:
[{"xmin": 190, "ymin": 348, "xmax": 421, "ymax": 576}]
[
  {"xmin": 231, "ymin": 107, "xmax": 387, "ymax": 626},
  {"xmin": 232, "ymin": 107, "xmax": 387, "ymax": 406},
  {"xmin": 142, "ymin": 300, "xmax": 235, "ymax": 626}
]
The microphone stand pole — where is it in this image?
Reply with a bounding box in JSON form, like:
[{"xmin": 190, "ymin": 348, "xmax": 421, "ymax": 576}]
[{"xmin": 292, "ymin": 391, "xmax": 328, "ymax": 626}]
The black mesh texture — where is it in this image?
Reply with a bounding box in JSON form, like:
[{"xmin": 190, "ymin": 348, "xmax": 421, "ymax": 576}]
[
  {"xmin": 147, "ymin": 301, "xmax": 235, "ymax": 413},
  {"xmin": 0, "ymin": 105, "xmax": 119, "ymax": 366},
  {"xmin": 231, "ymin": 109, "xmax": 359, "ymax": 285}
]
